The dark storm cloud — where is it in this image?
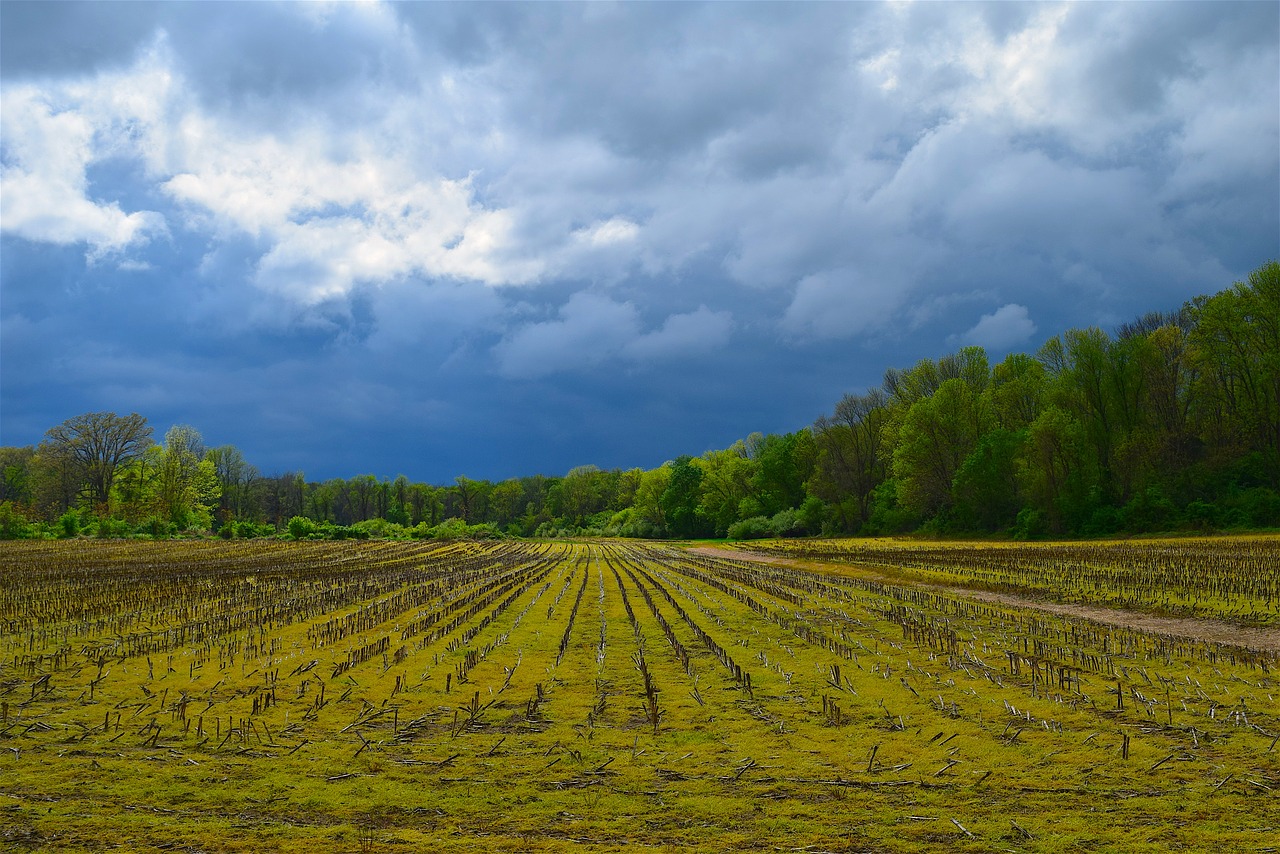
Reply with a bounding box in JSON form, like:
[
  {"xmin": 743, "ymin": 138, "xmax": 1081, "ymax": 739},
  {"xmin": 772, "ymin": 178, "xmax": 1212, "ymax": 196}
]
[{"xmin": 2, "ymin": 1, "xmax": 1276, "ymax": 481}]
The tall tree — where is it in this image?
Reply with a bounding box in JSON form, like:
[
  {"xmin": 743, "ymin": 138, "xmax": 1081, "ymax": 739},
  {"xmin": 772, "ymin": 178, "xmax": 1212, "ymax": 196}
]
[
  {"xmin": 556, "ymin": 465, "xmax": 608, "ymax": 524},
  {"xmin": 156, "ymin": 425, "xmax": 221, "ymax": 529},
  {"xmin": 750, "ymin": 431, "xmax": 816, "ymax": 517},
  {"xmin": 811, "ymin": 389, "xmax": 888, "ymax": 531},
  {"xmin": 207, "ymin": 445, "xmax": 258, "ymax": 522},
  {"xmin": 697, "ymin": 441, "xmax": 758, "ymax": 536},
  {"xmin": 1016, "ymin": 406, "xmax": 1094, "ymax": 533},
  {"xmin": 1190, "ymin": 261, "xmax": 1280, "ymax": 486},
  {"xmin": 660, "ymin": 456, "xmax": 707, "ymax": 538},
  {"xmin": 892, "ymin": 378, "xmax": 985, "ymax": 517},
  {"xmin": 451, "ymin": 476, "xmax": 489, "ymax": 523},
  {"xmin": 42, "ymin": 412, "xmax": 153, "ymax": 510}
]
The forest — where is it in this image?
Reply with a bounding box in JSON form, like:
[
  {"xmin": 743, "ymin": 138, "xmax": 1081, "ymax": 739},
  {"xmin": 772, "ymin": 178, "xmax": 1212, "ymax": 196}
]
[{"xmin": 1, "ymin": 261, "xmax": 1276, "ymax": 541}]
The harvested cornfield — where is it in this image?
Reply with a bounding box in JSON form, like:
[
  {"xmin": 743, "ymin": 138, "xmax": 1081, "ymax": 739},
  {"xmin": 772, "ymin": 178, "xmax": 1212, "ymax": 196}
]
[{"xmin": 1, "ymin": 538, "xmax": 1277, "ymax": 852}]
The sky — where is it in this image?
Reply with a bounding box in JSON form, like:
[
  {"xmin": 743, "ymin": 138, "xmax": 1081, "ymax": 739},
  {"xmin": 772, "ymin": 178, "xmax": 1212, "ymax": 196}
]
[{"xmin": 2, "ymin": 1, "xmax": 1277, "ymax": 483}]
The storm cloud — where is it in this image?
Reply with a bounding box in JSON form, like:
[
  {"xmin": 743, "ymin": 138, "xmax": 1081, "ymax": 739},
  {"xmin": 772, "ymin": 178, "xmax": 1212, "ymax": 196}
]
[{"xmin": 2, "ymin": 1, "xmax": 1276, "ymax": 481}]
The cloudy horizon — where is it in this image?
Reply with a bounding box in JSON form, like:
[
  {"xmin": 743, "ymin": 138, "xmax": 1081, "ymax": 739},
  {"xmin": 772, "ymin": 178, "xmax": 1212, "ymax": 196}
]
[{"xmin": 2, "ymin": 1, "xmax": 1277, "ymax": 482}]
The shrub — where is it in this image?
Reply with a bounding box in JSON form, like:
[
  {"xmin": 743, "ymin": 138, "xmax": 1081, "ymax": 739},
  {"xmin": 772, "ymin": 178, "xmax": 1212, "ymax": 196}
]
[
  {"xmin": 138, "ymin": 517, "xmax": 176, "ymax": 538},
  {"xmin": 1183, "ymin": 500, "xmax": 1219, "ymax": 530},
  {"xmin": 287, "ymin": 516, "xmax": 317, "ymax": 539},
  {"xmin": 58, "ymin": 511, "xmax": 81, "ymax": 539},
  {"xmin": 0, "ymin": 501, "xmax": 34, "ymax": 540},
  {"xmin": 1118, "ymin": 488, "xmax": 1177, "ymax": 532},
  {"xmin": 1011, "ymin": 507, "xmax": 1048, "ymax": 540},
  {"xmin": 236, "ymin": 520, "xmax": 275, "ymax": 539},
  {"xmin": 95, "ymin": 517, "xmax": 132, "ymax": 538},
  {"xmin": 769, "ymin": 508, "xmax": 804, "ymax": 537},
  {"xmin": 727, "ymin": 516, "xmax": 772, "ymax": 540}
]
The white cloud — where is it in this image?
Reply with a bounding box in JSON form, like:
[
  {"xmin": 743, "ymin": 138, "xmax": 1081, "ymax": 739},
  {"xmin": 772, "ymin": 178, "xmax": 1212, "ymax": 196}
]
[
  {"xmin": 161, "ymin": 120, "xmax": 543, "ymax": 300},
  {"xmin": 0, "ymin": 82, "xmax": 166, "ymax": 258},
  {"xmin": 574, "ymin": 217, "xmax": 639, "ymax": 247},
  {"xmin": 956, "ymin": 303, "xmax": 1037, "ymax": 351},
  {"xmin": 3, "ymin": 44, "xmax": 545, "ymax": 305}
]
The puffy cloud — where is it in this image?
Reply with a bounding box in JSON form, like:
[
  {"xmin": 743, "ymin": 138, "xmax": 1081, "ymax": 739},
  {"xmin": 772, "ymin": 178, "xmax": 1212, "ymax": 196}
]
[
  {"xmin": 574, "ymin": 217, "xmax": 640, "ymax": 248},
  {"xmin": 493, "ymin": 293, "xmax": 640, "ymax": 379},
  {"xmin": 956, "ymin": 304, "xmax": 1037, "ymax": 351},
  {"xmin": 3, "ymin": 34, "xmax": 543, "ymax": 306},
  {"xmin": 494, "ymin": 295, "xmax": 733, "ymax": 378},
  {"xmin": 0, "ymin": 73, "xmax": 167, "ymax": 259},
  {"xmin": 158, "ymin": 114, "xmax": 543, "ymax": 299},
  {"xmin": 781, "ymin": 269, "xmax": 908, "ymax": 341}
]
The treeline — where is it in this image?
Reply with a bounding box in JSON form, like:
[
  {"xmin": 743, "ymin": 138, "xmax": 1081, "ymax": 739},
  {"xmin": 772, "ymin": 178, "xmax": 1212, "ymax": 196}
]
[{"xmin": 2, "ymin": 262, "xmax": 1276, "ymax": 541}]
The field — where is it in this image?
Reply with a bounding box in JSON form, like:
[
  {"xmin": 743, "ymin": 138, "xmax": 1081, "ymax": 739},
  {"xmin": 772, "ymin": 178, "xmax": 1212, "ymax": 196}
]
[{"xmin": 1, "ymin": 537, "xmax": 1278, "ymax": 852}]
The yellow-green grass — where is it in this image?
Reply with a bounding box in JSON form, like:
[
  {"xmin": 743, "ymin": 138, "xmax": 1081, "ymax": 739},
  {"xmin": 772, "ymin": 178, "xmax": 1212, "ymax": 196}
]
[
  {"xmin": 733, "ymin": 535, "xmax": 1280, "ymax": 626},
  {"xmin": 1, "ymin": 539, "xmax": 1277, "ymax": 852}
]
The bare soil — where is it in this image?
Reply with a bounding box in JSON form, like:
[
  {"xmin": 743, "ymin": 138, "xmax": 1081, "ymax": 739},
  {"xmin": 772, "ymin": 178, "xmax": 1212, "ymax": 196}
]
[{"xmin": 686, "ymin": 545, "xmax": 1280, "ymax": 653}]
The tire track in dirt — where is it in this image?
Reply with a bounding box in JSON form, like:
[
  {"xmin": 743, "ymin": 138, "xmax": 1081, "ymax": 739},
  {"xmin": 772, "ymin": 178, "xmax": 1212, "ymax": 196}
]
[{"xmin": 684, "ymin": 544, "xmax": 1280, "ymax": 653}]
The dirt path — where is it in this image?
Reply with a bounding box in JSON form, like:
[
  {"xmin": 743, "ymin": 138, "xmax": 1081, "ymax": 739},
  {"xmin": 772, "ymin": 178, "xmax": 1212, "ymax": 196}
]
[{"xmin": 685, "ymin": 545, "xmax": 1280, "ymax": 653}]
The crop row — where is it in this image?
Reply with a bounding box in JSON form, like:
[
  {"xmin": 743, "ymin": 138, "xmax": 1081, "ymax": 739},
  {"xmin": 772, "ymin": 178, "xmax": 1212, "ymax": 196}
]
[
  {"xmin": 739, "ymin": 535, "xmax": 1280, "ymax": 625},
  {"xmin": 1, "ymin": 539, "xmax": 1277, "ymax": 852}
]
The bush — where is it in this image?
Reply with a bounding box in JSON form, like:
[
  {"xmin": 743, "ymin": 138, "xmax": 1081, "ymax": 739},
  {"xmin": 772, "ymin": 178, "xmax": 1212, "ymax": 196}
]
[
  {"xmin": 727, "ymin": 516, "xmax": 772, "ymax": 540},
  {"xmin": 429, "ymin": 517, "xmax": 472, "ymax": 540},
  {"xmin": 96, "ymin": 517, "xmax": 132, "ymax": 538},
  {"xmin": 1011, "ymin": 507, "xmax": 1048, "ymax": 540},
  {"xmin": 1218, "ymin": 487, "xmax": 1280, "ymax": 529},
  {"xmin": 58, "ymin": 511, "xmax": 82, "ymax": 539},
  {"xmin": 1119, "ymin": 488, "xmax": 1178, "ymax": 533},
  {"xmin": 863, "ymin": 480, "xmax": 917, "ymax": 535},
  {"xmin": 798, "ymin": 496, "xmax": 826, "ymax": 534},
  {"xmin": 1079, "ymin": 505, "xmax": 1121, "ymax": 537},
  {"xmin": 769, "ymin": 508, "xmax": 804, "ymax": 537},
  {"xmin": 138, "ymin": 517, "xmax": 176, "ymax": 538},
  {"xmin": 287, "ymin": 516, "xmax": 317, "ymax": 539},
  {"xmin": 1183, "ymin": 500, "xmax": 1219, "ymax": 530},
  {"xmin": 353, "ymin": 518, "xmax": 407, "ymax": 539},
  {"xmin": 414, "ymin": 517, "xmax": 504, "ymax": 540},
  {"xmin": 237, "ymin": 520, "xmax": 276, "ymax": 538},
  {"xmin": 0, "ymin": 501, "xmax": 34, "ymax": 540}
]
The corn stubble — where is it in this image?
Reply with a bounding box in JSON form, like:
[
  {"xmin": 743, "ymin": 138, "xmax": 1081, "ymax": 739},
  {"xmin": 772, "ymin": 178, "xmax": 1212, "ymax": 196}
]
[{"xmin": 0, "ymin": 536, "xmax": 1277, "ymax": 852}]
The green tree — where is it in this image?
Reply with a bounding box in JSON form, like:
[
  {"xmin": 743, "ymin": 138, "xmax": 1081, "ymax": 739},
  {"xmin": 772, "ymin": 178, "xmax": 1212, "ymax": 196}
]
[
  {"xmin": 156, "ymin": 426, "xmax": 221, "ymax": 530},
  {"xmin": 1015, "ymin": 406, "xmax": 1094, "ymax": 534},
  {"xmin": 556, "ymin": 465, "xmax": 609, "ymax": 525},
  {"xmin": 660, "ymin": 456, "xmax": 708, "ymax": 538},
  {"xmin": 0, "ymin": 446, "xmax": 35, "ymax": 506},
  {"xmin": 985, "ymin": 353, "xmax": 1047, "ymax": 432},
  {"xmin": 206, "ymin": 444, "xmax": 258, "ymax": 523},
  {"xmin": 750, "ymin": 431, "xmax": 816, "ymax": 517},
  {"xmin": 810, "ymin": 390, "xmax": 888, "ymax": 531},
  {"xmin": 633, "ymin": 466, "xmax": 672, "ymax": 532},
  {"xmin": 42, "ymin": 411, "xmax": 153, "ymax": 511},
  {"xmin": 697, "ymin": 441, "xmax": 759, "ymax": 537},
  {"xmin": 892, "ymin": 378, "xmax": 985, "ymax": 517},
  {"xmin": 0, "ymin": 501, "xmax": 34, "ymax": 539},
  {"xmin": 1189, "ymin": 261, "xmax": 1280, "ymax": 487},
  {"xmin": 450, "ymin": 476, "xmax": 490, "ymax": 523},
  {"xmin": 952, "ymin": 429, "xmax": 1023, "ymax": 531}
]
